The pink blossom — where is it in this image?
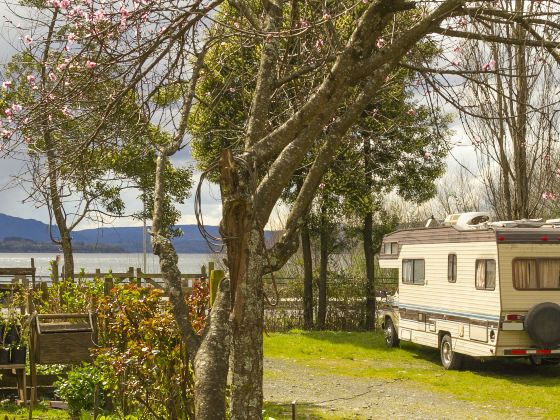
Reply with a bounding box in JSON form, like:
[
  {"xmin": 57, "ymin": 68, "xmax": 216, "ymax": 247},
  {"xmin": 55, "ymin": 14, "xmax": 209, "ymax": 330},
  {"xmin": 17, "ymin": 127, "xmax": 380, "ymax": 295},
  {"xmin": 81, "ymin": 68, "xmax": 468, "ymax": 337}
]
[
  {"xmin": 26, "ymin": 75, "xmax": 36, "ymax": 83},
  {"xmin": 458, "ymin": 17, "xmax": 468, "ymax": 26},
  {"xmin": 59, "ymin": 0, "xmax": 70, "ymax": 9},
  {"xmin": 48, "ymin": 72, "xmax": 57, "ymax": 81},
  {"xmin": 48, "ymin": 0, "xmax": 61, "ymax": 8},
  {"xmin": 483, "ymin": 59, "xmax": 496, "ymax": 71},
  {"xmin": 555, "ymin": 168, "xmax": 560, "ymax": 178},
  {"xmin": 4, "ymin": 109, "xmax": 13, "ymax": 117},
  {"xmin": 86, "ymin": 60, "xmax": 97, "ymax": 69},
  {"xmin": 23, "ymin": 35, "xmax": 33, "ymax": 45},
  {"xmin": 453, "ymin": 46, "xmax": 460, "ymax": 53},
  {"xmin": 407, "ymin": 108, "xmax": 417, "ymax": 117},
  {"xmin": 2, "ymin": 81, "xmax": 12, "ymax": 90},
  {"xmin": 323, "ymin": 13, "xmax": 331, "ymax": 21},
  {"xmin": 452, "ymin": 58, "xmax": 461, "ymax": 66},
  {"xmin": 542, "ymin": 192, "xmax": 557, "ymax": 200},
  {"xmin": 62, "ymin": 106, "xmax": 72, "ymax": 116},
  {"xmin": 233, "ymin": 21, "xmax": 240, "ymax": 29},
  {"xmin": 376, "ymin": 37, "xmax": 385, "ymax": 49},
  {"xmin": 11, "ymin": 104, "xmax": 23, "ymax": 112},
  {"xmin": 315, "ymin": 39, "xmax": 324, "ymax": 50},
  {"xmin": 57, "ymin": 63, "xmax": 67, "ymax": 72},
  {"xmin": 0, "ymin": 130, "xmax": 12, "ymax": 139}
]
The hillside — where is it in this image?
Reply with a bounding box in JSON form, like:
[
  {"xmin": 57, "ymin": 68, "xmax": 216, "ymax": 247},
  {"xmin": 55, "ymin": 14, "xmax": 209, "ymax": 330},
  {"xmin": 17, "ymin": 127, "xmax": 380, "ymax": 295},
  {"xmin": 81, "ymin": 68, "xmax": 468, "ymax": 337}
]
[{"xmin": 0, "ymin": 213, "xmax": 221, "ymax": 253}]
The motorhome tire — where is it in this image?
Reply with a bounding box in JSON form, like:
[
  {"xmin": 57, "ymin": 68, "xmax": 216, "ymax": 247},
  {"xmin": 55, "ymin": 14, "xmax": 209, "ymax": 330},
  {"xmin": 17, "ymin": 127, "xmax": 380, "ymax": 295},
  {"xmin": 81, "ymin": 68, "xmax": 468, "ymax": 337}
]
[
  {"xmin": 440, "ymin": 334, "xmax": 463, "ymax": 370},
  {"xmin": 524, "ymin": 302, "xmax": 560, "ymax": 347},
  {"xmin": 384, "ymin": 318, "xmax": 399, "ymax": 348}
]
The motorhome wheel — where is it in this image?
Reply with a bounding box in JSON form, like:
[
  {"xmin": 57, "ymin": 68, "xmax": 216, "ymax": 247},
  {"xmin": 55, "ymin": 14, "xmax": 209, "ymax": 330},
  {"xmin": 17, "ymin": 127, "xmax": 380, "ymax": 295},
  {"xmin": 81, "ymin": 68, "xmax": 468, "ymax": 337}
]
[
  {"xmin": 524, "ymin": 302, "xmax": 560, "ymax": 347},
  {"xmin": 384, "ymin": 318, "xmax": 399, "ymax": 348},
  {"xmin": 440, "ymin": 334, "xmax": 463, "ymax": 370}
]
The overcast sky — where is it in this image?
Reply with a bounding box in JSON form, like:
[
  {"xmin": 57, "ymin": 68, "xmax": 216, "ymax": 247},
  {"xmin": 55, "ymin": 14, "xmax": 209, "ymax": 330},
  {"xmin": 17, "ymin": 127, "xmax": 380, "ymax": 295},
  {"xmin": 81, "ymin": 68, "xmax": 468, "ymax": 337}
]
[{"xmin": 0, "ymin": 3, "xmax": 475, "ymax": 229}]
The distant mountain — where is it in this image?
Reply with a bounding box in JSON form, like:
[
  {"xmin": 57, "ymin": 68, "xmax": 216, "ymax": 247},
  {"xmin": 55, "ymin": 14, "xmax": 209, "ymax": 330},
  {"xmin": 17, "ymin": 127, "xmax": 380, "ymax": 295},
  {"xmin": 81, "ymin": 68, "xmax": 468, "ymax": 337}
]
[
  {"xmin": 0, "ymin": 237, "xmax": 126, "ymax": 253},
  {"xmin": 0, "ymin": 212, "xmax": 232, "ymax": 253}
]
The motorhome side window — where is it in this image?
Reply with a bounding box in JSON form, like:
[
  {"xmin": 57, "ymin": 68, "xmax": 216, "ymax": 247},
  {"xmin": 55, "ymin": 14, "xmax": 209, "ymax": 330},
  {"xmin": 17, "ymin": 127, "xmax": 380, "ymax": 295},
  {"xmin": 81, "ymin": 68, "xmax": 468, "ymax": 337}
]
[
  {"xmin": 475, "ymin": 259, "xmax": 496, "ymax": 290},
  {"xmin": 384, "ymin": 242, "xmax": 398, "ymax": 255},
  {"xmin": 513, "ymin": 259, "xmax": 560, "ymax": 290},
  {"xmin": 448, "ymin": 254, "xmax": 457, "ymax": 283},
  {"xmin": 402, "ymin": 259, "xmax": 425, "ymax": 285}
]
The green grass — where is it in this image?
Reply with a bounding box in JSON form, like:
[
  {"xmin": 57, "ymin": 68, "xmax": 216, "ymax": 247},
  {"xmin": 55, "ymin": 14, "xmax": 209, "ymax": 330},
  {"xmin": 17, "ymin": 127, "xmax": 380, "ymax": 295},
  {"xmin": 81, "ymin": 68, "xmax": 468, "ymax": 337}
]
[
  {"xmin": 0, "ymin": 402, "xmax": 69, "ymax": 419},
  {"xmin": 264, "ymin": 330, "xmax": 560, "ymax": 417}
]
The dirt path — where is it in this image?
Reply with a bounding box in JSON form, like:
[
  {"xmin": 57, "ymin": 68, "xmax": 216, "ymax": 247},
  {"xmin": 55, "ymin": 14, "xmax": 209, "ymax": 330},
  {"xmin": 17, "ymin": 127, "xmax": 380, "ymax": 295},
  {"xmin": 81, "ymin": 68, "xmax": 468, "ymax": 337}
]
[{"xmin": 264, "ymin": 358, "xmax": 535, "ymax": 419}]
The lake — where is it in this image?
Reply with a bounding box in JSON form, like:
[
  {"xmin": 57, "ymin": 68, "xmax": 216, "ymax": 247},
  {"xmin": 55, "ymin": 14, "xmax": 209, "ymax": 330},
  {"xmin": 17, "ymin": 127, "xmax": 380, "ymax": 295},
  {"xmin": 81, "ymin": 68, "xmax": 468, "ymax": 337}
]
[{"xmin": 0, "ymin": 252, "xmax": 222, "ymax": 279}]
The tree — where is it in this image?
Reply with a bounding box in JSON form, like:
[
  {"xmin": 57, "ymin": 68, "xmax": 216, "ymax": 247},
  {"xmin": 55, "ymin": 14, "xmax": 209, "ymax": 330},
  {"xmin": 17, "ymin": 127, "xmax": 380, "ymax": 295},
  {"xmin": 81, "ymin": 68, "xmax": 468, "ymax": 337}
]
[
  {"xmin": 1, "ymin": 11, "xmax": 192, "ymax": 278},
  {"xmin": 4, "ymin": 1, "xmax": 560, "ymax": 418}
]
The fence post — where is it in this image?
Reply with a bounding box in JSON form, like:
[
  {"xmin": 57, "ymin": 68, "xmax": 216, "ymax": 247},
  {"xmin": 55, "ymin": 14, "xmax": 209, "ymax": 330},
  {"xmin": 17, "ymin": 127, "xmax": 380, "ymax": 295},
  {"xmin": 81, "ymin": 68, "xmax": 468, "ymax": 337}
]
[
  {"xmin": 104, "ymin": 276, "xmax": 113, "ymax": 296},
  {"xmin": 50, "ymin": 259, "xmax": 59, "ymax": 283},
  {"xmin": 136, "ymin": 268, "xmax": 142, "ymax": 287},
  {"xmin": 208, "ymin": 261, "xmax": 215, "ymax": 275},
  {"xmin": 95, "ymin": 268, "xmax": 101, "ymax": 280},
  {"xmin": 209, "ymin": 270, "xmax": 225, "ymax": 307}
]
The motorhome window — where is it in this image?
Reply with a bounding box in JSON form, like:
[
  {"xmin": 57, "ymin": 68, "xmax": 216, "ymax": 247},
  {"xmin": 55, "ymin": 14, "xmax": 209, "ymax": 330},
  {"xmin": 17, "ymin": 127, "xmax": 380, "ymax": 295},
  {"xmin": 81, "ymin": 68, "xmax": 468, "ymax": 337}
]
[
  {"xmin": 448, "ymin": 254, "xmax": 457, "ymax": 283},
  {"xmin": 383, "ymin": 242, "xmax": 398, "ymax": 255},
  {"xmin": 402, "ymin": 259, "xmax": 425, "ymax": 285},
  {"xmin": 475, "ymin": 259, "xmax": 496, "ymax": 290},
  {"xmin": 513, "ymin": 259, "xmax": 560, "ymax": 290}
]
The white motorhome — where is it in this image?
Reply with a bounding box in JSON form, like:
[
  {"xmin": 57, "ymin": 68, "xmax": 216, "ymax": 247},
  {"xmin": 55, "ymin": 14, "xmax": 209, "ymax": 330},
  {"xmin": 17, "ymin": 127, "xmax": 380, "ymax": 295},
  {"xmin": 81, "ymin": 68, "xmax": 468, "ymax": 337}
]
[{"xmin": 378, "ymin": 212, "xmax": 560, "ymax": 369}]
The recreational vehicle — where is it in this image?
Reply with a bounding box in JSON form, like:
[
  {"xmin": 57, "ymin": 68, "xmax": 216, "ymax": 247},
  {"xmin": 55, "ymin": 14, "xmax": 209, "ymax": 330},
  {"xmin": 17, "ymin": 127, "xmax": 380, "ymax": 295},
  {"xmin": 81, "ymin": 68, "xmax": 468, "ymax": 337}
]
[{"xmin": 378, "ymin": 212, "xmax": 560, "ymax": 369}]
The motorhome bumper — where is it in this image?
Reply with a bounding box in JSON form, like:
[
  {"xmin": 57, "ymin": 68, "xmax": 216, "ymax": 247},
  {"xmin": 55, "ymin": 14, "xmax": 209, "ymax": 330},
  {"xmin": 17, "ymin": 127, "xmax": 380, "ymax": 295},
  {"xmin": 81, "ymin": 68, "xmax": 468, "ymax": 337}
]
[{"xmin": 503, "ymin": 348, "xmax": 560, "ymax": 356}]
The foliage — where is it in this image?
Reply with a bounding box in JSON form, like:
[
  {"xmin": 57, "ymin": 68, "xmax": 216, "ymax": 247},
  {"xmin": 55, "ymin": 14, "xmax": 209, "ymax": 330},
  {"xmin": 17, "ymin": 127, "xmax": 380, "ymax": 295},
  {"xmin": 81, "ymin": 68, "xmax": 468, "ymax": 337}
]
[
  {"xmin": 55, "ymin": 363, "xmax": 108, "ymax": 418},
  {"xmin": 31, "ymin": 277, "xmax": 104, "ymax": 314},
  {"xmin": 187, "ymin": 280, "xmax": 210, "ymax": 334},
  {"xmin": 94, "ymin": 284, "xmax": 205, "ymax": 419}
]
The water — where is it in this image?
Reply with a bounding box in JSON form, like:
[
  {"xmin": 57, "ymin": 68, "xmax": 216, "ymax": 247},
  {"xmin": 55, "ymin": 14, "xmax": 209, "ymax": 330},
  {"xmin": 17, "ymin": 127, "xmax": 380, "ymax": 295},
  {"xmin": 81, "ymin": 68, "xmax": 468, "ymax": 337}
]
[{"xmin": 0, "ymin": 252, "xmax": 221, "ymax": 279}]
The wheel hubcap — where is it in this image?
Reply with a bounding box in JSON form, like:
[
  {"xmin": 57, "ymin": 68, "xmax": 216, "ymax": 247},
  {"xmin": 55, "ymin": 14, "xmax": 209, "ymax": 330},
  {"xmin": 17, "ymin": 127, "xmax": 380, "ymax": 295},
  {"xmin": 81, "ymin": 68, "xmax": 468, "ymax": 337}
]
[{"xmin": 442, "ymin": 342, "xmax": 452, "ymax": 364}]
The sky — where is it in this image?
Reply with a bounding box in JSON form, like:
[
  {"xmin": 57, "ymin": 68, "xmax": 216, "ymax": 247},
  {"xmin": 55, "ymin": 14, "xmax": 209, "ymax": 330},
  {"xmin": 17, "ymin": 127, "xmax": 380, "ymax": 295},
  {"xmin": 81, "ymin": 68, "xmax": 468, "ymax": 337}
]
[{"xmin": 0, "ymin": 3, "xmax": 476, "ymax": 230}]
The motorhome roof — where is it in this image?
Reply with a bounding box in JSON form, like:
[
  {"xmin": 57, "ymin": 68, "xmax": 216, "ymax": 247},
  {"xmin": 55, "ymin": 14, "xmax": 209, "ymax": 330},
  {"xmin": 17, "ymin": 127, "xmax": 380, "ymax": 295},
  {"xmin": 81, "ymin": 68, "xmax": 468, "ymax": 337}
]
[{"xmin": 383, "ymin": 225, "xmax": 560, "ymax": 245}]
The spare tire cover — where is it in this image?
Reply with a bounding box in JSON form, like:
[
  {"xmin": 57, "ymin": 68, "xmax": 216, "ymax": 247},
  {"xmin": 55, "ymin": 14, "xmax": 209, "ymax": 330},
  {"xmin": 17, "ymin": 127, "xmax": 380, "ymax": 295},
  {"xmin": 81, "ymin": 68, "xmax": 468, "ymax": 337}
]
[{"xmin": 524, "ymin": 302, "xmax": 560, "ymax": 347}]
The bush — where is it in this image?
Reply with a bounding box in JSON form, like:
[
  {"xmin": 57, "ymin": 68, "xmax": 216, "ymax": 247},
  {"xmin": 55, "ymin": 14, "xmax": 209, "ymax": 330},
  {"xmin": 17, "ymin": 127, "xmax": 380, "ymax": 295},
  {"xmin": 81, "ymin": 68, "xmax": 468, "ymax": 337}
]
[{"xmin": 55, "ymin": 363, "xmax": 107, "ymax": 418}]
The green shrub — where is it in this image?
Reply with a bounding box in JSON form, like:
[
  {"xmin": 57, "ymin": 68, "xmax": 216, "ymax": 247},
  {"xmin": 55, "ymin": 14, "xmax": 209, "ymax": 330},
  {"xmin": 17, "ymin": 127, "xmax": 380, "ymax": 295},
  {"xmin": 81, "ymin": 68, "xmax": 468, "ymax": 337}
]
[{"xmin": 54, "ymin": 363, "xmax": 107, "ymax": 418}]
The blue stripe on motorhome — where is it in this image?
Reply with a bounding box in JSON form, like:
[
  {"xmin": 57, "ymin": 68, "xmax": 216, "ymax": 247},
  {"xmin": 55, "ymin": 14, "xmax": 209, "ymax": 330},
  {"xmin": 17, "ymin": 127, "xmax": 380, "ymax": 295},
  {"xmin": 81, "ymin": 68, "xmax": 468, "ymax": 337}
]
[{"xmin": 397, "ymin": 303, "xmax": 501, "ymax": 322}]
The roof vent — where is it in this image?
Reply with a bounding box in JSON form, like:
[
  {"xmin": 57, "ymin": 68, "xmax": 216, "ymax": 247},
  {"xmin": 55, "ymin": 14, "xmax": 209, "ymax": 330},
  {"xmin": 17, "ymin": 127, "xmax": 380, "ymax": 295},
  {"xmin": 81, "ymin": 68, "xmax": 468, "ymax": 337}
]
[{"xmin": 445, "ymin": 212, "xmax": 491, "ymax": 230}]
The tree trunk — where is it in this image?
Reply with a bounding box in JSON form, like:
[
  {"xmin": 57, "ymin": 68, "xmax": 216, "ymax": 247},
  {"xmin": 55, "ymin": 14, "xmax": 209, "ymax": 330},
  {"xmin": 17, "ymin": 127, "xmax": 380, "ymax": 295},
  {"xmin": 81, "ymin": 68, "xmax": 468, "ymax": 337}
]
[
  {"xmin": 363, "ymin": 138, "xmax": 375, "ymax": 330},
  {"xmin": 363, "ymin": 211, "xmax": 376, "ymax": 330},
  {"xmin": 317, "ymin": 210, "xmax": 328, "ymax": 329},
  {"xmin": 301, "ymin": 221, "xmax": 314, "ymax": 330},
  {"xmin": 46, "ymin": 143, "xmax": 74, "ymax": 280},
  {"xmin": 219, "ymin": 150, "xmax": 264, "ymax": 419},
  {"xmin": 195, "ymin": 278, "xmax": 231, "ymax": 419}
]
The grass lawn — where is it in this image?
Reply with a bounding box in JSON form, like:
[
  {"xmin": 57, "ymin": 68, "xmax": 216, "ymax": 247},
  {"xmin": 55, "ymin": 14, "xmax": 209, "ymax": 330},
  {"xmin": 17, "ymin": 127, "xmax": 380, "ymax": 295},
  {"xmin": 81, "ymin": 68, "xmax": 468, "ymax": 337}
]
[{"xmin": 264, "ymin": 330, "xmax": 560, "ymax": 418}]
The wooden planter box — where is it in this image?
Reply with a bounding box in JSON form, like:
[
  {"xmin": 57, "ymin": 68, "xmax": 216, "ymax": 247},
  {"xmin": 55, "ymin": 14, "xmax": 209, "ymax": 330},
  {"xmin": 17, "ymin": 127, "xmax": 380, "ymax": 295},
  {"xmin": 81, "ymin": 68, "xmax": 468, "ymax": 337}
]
[{"xmin": 32, "ymin": 313, "xmax": 96, "ymax": 365}]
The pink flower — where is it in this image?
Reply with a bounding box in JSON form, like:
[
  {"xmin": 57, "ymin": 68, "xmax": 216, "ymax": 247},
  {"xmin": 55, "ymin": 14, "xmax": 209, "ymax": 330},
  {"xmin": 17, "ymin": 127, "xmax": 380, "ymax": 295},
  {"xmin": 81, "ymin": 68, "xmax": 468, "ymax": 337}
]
[
  {"xmin": 452, "ymin": 58, "xmax": 461, "ymax": 66},
  {"xmin": 67, "ymin": 32, "xmax": 77, "ymax": 43},
  {"xmin": 0, "ymin": 130, "xmax": 12, "ymax": 139},
  {"xmin": 59, "ymin": 0, "xmax": 70, "ymax": 9},
  {"xmin": 323, "ymin": 13, "xmax": 331, "ymax": 21},
  {"xmin": 26, "ymin": 75, "xmax": 36, "ymax": 83},
  {"xmin": 453, "ymin": 46, "xmax": 460, "ymax": 53},
  {"xmin": 48, "ymin": 72, "xmax": 57, "ymax": 81},
  {"xmin": 407, "ymin": 108, "xmax": 417, "ymax": 117},
  {"xmin": 233, "ymin": 21, "xmax": 240, "ymax": 29},
  {"xmin": 23, "ymin": 35, "xmax": 33, "ymax": 45},
  {"xmin": 62, "ymin": 106, "xmax": 72, "ymax": 116},
  {"xmin": 2, "ymin": 81, "xmax": 12, "ymax": 90},
  {"xmin": 458, "ymin": 17, "xmax": 468, "ymax": 26},
  {"xmin": 4, "ymin": 109, "xmax": 13, "ymax": 117},
  {"xmin": 555, "ymin": 168, "xmax": 560, "ymax": 178},
  {"xmin": 542, "ymin": 192, "xmax": 557, "ymax": 200},
  {"xmin": 376, "ymin": 38, "xmax": 385, "ymax": 49},
  {"xmin": 11, "ymin": 104, "xmax": 22, "ymax": 112},
  {"xmin": 315, "ymin": 39, "xmax": 324, "ymax": 50},
  {"xmin": 86, "ymin": 60, "xmax": 97, "ymax": 69},
  {"xmin": 483, "ymin": 59, "xmax": 496, "ymax": 71},
  {"xmin": 57, "ymin": 63, "xmax": 67, "ymax": 72}
]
